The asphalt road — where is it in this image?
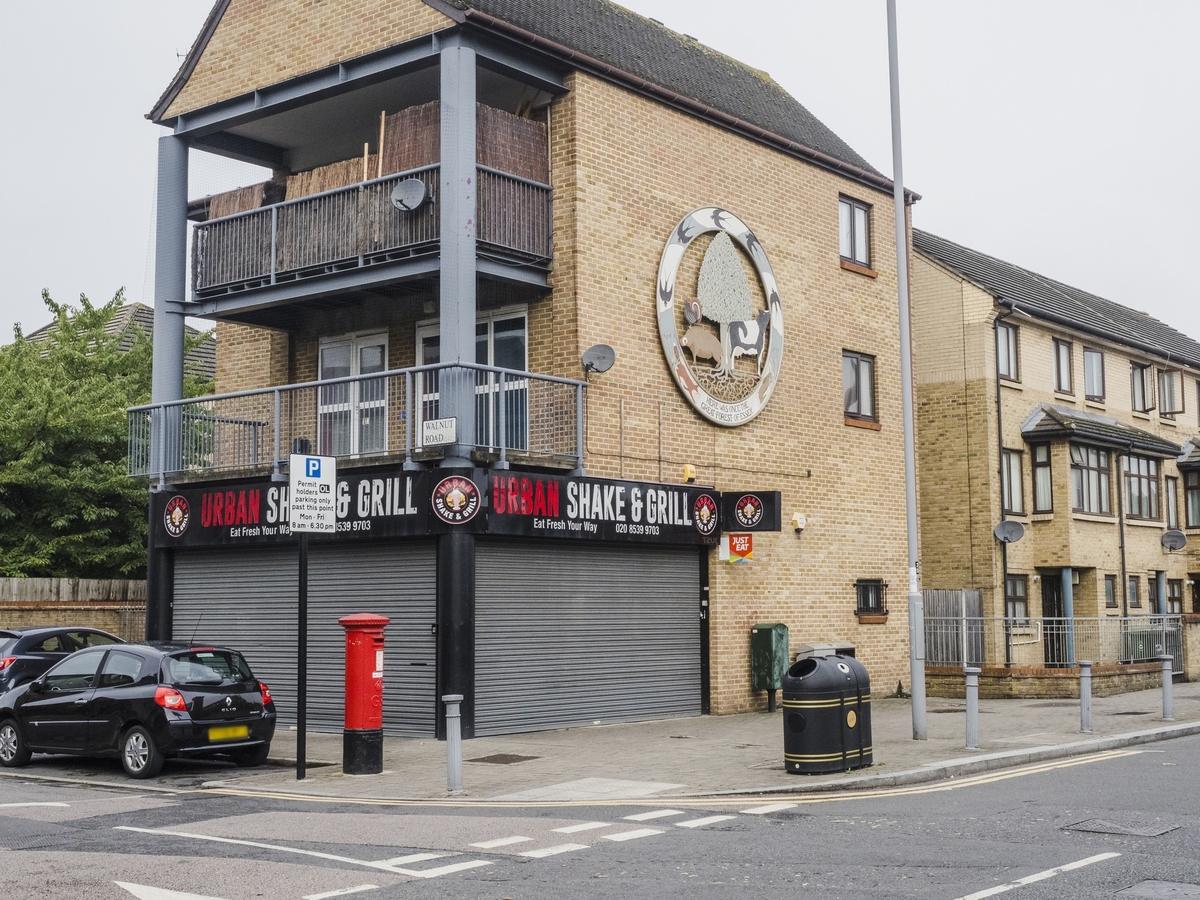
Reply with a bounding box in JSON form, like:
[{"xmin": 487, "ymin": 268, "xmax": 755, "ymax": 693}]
[{"xmin": 1, "ymin": 736, "xmax": 1199, "ymax": 900}]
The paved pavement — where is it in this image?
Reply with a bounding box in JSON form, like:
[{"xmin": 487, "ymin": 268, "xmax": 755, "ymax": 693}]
[{"xmin": 199, "ymin": 679, "xmax": 1200, "ymax": 802}]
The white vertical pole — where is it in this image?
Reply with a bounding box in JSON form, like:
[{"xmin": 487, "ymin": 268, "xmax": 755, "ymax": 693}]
[{"xmin": 887, "ymin": 0, "xmax": 927, "ymax": 740}]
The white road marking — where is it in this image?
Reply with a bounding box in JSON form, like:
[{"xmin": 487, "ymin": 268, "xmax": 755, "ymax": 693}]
[
  {"xmin": 470, "ymin": 835, "xmax": 532, "ymax": 849},
  {"xmin": 553, "ymin": 822, "xmax": 612, "ymax": 834},
  {"xmin": 520, "ymin": 843, "xmax": 588, "ymax": 858},
  {"xmin": 302, "ymin": 886, "xmax": 379, "ymax": 900},
  {"xmin": 376, "ymin": 853, "xmax": 448, "ymax": 866},
  {"xmin": 953, "ymin": 852, "xmax": 1122, "ymax": 900},
  {"xmin": 0, "ymin": 802, "xmax": 70, "ymax": 808},
  {"xmin": 740, "ymin": 802, "xmax": 797, "ymax": 815},
  {"xmin": 623, "ymin": 810, "xmax": 684, "ymax": 821},
  {"xmin": 115, "ymin": 883, "xmax": 230, "ymax": 900},
  {"xmin": 114, "ymin": 827, "xmax": 492, "ymax": 879},
  {"xmin": 676, "ymin": 815, "xmax": 736, "ymax": 829},
  {"xmin": 602, "ymin": 828, "xmax": 664, "ymax": 842}
]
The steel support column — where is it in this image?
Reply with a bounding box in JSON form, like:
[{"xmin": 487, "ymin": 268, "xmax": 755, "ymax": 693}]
[
  {"xmin": 1061, "ymin": 567, "xmax": 1076, "ymax": 665},
  {"xmin": 437, "ymin": 531, "xmax": 475, "ymax": 740}
]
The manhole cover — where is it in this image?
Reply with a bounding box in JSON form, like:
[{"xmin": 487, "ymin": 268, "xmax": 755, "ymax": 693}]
[
  {"xmin": 1118, "ymin": 881, "xmax": 1200, "ymax": 898},
  {"xmin": 1064, "ymin": 818, "xmax": 1180, "ymax": 837},
  {"xmin": 466, "ymin": 753, "xmax": 540, "ymax": 765}
]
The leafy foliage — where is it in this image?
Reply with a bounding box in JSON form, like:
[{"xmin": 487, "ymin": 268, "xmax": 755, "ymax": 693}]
[{"xmin": 0, "ymin": 290, "xmax": 210, "ymax": 578}]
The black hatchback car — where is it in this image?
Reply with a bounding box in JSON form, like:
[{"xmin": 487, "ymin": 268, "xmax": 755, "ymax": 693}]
[
  {"xmin": 0, "ymin": 627, "xmax": 124, "ymax": 694},
  {"xmin": 0, "ymin": 642, "xmax": 275, "ymax": 778}
]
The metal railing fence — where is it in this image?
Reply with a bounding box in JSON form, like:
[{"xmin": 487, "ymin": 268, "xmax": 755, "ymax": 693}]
[
  {"xmin": 925, "ymin": 615, "xmax": 1183, "ymax": 673},
  {"xmin": 128, "ymin": 362, "xmax": 585, "ymax": 482},
  {"xmin": 476, "ymin": 166, "xmax": 553, "ymax": 259}
]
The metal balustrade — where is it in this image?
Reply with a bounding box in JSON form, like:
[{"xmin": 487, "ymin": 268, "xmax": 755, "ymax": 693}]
[
  {"xmin": 128, "ymin": 363, "xmax": 585, "ymax": 481},
  {"xmin": 191, "ymin": 165, "xmax": 552, "ymax": 297},
  {"xmin": 924, "ymin": 615, "xmax": 1183, "ymax": 673}
]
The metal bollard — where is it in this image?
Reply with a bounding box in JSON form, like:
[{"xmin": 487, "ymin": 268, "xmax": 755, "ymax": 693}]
[
  {"xmin": 965, "ymin": 666, "xmax": 981, "ymax": 750},
  {"xmin": 443, "ymin": 694, "xmax": 464, "ymax": 795},
  {"xmin": 1160, "ymin": 656, "xmax": 1174, "ymax": 722},
  {"xmin": 1078, "ymin": 661, "xmax": 1093, "ymax": 733}
]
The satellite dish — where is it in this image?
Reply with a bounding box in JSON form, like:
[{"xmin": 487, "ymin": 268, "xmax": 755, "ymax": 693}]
[
  {"xmin": 993, "ymin": 520, "xmax": 1025, "ymax": 544},
  {"xmin": 581, "ymin": 344, "xmax": 616, "ymax": 374},
  {"xmin": 391, "ymin": 178, "xmax": 428, "ymax": 212},
  {"xmin": 1163, "ymin": 530, "xmax": 1188, "ymax": 552}
]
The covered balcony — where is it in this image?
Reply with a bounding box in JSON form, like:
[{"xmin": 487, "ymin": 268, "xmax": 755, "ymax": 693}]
[{"xmin": 128, "ymin": 362, "xmax": 585, "ymax": 483}]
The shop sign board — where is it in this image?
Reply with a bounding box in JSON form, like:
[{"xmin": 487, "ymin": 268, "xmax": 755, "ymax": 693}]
[
  {"xmin": 288, "ymin": 454, "xmax": 336, "ymax": 533},
  {"xmin": 720, "ymin": 491, "xmax": 782, "ymax": 532}
]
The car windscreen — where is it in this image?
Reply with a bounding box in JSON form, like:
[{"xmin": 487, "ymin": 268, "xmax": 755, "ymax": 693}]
[{"xmin": 165, "ymin": 650, "xmax": 255, "ymax": 688}]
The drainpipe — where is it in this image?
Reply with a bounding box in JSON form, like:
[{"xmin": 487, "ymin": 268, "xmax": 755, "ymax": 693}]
[
  {"xmin": 994, "ymin": 300, "xmax": 1015, "ymax": 666},
  {"xmin": 1117, "ymin": 446, "xmax": 1130, "ymax": 618}
]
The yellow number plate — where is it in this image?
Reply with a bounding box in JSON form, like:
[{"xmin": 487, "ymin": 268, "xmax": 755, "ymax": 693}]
[{"xmin": 208, "ymin": 725, "xmax": 249, "ymax": 742}]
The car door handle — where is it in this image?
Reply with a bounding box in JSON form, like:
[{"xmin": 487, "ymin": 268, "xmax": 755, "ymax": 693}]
[{"xmin": 73, "ymin": 698, "xmax": 88, "ymax": 705}]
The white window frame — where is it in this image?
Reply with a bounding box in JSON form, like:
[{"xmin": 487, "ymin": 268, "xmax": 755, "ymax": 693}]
[
  {"xmin": 1053, "ymin": 339, "xmax": 1073, "ymax": 394},
  {"xmin": 317, "ymin": 331, "xmax": 389, "ymax": 457},
  {"xmin": 1131, "ymin": 362, "xmax": 1154, "ymax": 412},
  {"xmin": 996, "ymin": 321, "xmax": 1019, "ymax": 381},
  {"xmin": 1083, "ymin": 348, "xmax": 1105, "ymax": 401},
  {"xmin": 1158, "ymin": 368, "xmax": 1184, "ymax": 416},
  {"xmin": 838, "ymin": 196, "xmax": 871, "ymax": 267},
  {"xmin": 1001, "ymin": 448, "xmax": 1025, "ymax": 515}
]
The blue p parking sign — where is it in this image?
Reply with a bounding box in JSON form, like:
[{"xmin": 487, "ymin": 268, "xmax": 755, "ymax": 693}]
[{"xmin": 306, "ymin": 457, "xmax": 321, "ymax": 478}]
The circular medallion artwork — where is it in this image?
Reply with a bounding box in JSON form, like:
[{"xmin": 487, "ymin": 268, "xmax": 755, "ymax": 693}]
[
  {"xmin": 431, "ymin": 475, "xmax": 481, "ymax": 524},
  {"xmin": 693, "ymin": 494, "xmax": 719, "ymax": 536},
  {"xmin": 657, "ymin": 207, "xmax": 784, "ymax": 427},
  {"xmin": 733, "ymin": 494, "xmax": 764, "ymax": 529},
  {"xmin": 164, "ymin": 496, "xmax": 190, "ymax": 538}
]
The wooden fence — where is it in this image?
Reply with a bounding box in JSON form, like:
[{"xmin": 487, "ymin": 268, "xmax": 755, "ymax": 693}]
[{"xmin": 0, "ymin": 578, "xmax": 146, "ymax": 641}]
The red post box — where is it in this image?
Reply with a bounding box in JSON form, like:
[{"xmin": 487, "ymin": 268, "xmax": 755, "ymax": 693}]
[{"xmin": 338, "ymin": 613, "xmax": 390, "ymax": 774}]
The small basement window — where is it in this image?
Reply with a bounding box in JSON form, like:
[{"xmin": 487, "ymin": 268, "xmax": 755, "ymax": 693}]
[{"xmin": 855, "ymin": 579, "xmax": 888, "ymax": 617}]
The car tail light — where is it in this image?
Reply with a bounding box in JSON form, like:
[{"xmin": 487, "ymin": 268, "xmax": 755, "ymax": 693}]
[
  {"xmin": 259, "ymin": 682, "xmax": 272, "ymax": 704},
  {"xmin": 0, "ymin": 657, "xmax": 15, "ymax": 671},
  {"xmin": 155, "ymin": 686, "xmax": 187, "ymax": 711}
]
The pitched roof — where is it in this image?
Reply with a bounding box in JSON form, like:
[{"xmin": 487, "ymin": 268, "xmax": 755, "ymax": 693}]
[
  {"xmin": 1021, "ymin": 404, "xmax": 1181, "ymax": 458},
  {"xmin": 914, "ymin": 229, "xmax": 1200, "ymax": 369},
  {"xmin": 26, "ymin": 303, "xmax": 216, "ymax": 383}
]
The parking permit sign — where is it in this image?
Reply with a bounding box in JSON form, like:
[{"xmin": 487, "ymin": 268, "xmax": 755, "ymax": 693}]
[{"xmin": 289, "ymin": 454, "xmax": 336, "ymax": 533}]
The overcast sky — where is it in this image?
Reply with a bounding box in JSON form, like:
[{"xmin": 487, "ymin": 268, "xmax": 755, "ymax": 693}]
[{"xmin": 2, "ymin": 1, "xmax": 1197, "ymax": 343}]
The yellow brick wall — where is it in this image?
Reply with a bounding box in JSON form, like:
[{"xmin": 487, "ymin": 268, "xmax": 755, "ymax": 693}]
[
  {"xmin": 165, "ymin": 0, "xmax": 453, "ymax": 118},
  {"xmin": 214, "ymin": 321, "xmax": 290, "ymax": 393}
]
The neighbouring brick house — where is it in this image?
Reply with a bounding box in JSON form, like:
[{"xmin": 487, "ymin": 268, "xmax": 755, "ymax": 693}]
[
  {"xmin": 136, "ymin": 0, "xmax": 914, "ymax": 738},
  {"xmin": 912, "ymin": 230, "xmax": 1198, "ymax": 693}
]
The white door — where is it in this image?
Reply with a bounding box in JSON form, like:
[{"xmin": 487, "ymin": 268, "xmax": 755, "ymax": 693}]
[{"xmin": 318, "ymin": 333, "xmax": 387, "ymax": 456}]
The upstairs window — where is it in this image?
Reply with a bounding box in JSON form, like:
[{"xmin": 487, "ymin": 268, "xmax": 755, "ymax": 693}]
[
  {"xmin": 1185, "ymin": 471, "xmax": 1200, "ymax": 527},
  {"xmin": 1053, "ymin": 339, "xmax": 1073, "ymax": 394},
  {"xmin": 1032, "ymin": 444, "xmax": 1053, "ymax": 512},
  {"xmin": 1084, "ymin": 348, "xmax": 1105, "ymax": 400},
  {"xmin": 1070, "ymin": 444, "xmax": 1111, "ymax": 514},
  {"xmin": 1159, "ymin": 369, "xmax": 1184, "ymax": 416},
  {"xmin": 842, "ymin": 351, "xmax": 876, "ymax": 422},
  {"xmin": 1001, "ymin": 449, "xmax": 1025, "ymax": 515},
  {"xmin": 1131, "ymin": 363, "xmax": 1154, "ymax": 412},
  {"xmin": 1123, "ymin": 454, "xmax": 1160, "ymax": 521},
  {"xmin": 997, "ymin": 322, "xmax": 1019, "ymax": 381},
  {"xmin": 838, "ymin": 196, "xmax": 871, "ymax": 266},
  {"xmin": 1166, "ymin": 476, "xmax": 1180, "ymax": 529}
]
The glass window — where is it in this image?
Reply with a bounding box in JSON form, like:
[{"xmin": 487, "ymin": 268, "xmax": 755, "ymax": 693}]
[
  {"xmin": 1005, "ymin": 574, "xmax": 1029, "ymax": 621},
  {"xmin": 1168, "ymin": 579, "xmax": 1183, "ymax": 615},
  {"xmin": 1032, "ymin": 444, "xmax": 1053, "ymax": 512},
  {"xmin": 1001, "ymin": 449, "xmax": 1024, "ymax": 514},
  {"xmin": 1187, "ymin": 471, "xmax": 1200, "ymax": 528},
  {"xmin": 28, "ymin": 634, "xmax": 68, "ymax": 653},
  {"xmin": 318, "ymin": 333, "xmax": 388, "ymax": 457},
  {"xmin": 1129, "ymin": 576, "xmax": 1141, "ymax": 609},
  {"xmin": 1084, "ymin": 349, "xmax": 1105, "ymax": 400},
  {"xmin": 838, "ymin": 196, "xmax": 871, "ymax": 266},
  {"xmin": 1070, "ymin": 444, "xmax": 1111, "ymax": 514},
  {"xmin": 855, "ymin": 580, "xmax": 887, "ymax": 614},
  {"xmin": 842, "ymin": 351, "xmax": 876, "ymax": 421},
  {"xmin": 1131, "ymin": 363, "xmax": 1154, "ymax": 412},
  {"xmin": 1166, "ymin": 476, "xmax": 1180, "ymax": 529},
  {"xmin": 166, "ymin": 650, "xmax": 254, "ymax": 687},
  {"xmin": 42, "ymin": 651, "xmax": 103, "ymax": 692},
  {"xmin": 1054, "ymin": 339, "xmax": 1073, "ymax": 393},
  {"xmin": 99, "ymin": 651, "xmax": 145, "ymax": 688},
  {"xmin": 1105, "ymin": 575, "xmax": 1118, "ymax": 609},
  {"xmin": 1159, "ymin": 369, "xmax": 1184, "ymax": 416},
  {"xmin": 1124, "ymin": 455, "xmax": 1160, "ymax": 520},
  {"xmin": 69, "ymin": 631, "xmax": 119, "ymax": 649},
  {"xmin": 997, "ymin": 322, "xmax": 1019, "ymax": 381}
]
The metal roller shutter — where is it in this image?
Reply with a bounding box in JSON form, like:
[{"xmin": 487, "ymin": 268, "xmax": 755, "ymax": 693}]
[
  {"xmin": 173, "ymin": 541, "xmax": 436, "ymax": 737},
  {"xmin": 475, "ymin": 541, "xmax": 701, "ymax": 736}
]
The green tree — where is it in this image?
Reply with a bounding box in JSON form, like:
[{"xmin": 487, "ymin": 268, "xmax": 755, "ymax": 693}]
[{"xmin": 0, "ymin": 290, "xmax": 210, "ymax": 578}]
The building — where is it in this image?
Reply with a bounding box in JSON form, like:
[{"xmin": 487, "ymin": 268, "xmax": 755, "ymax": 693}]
[
  {"xmin": 912, "ymin": 229, "xmax": 1197, "ymax": 690},
  {"xmin": 135, "ymin": 0, "xmax": 914, "ymax": 738}
]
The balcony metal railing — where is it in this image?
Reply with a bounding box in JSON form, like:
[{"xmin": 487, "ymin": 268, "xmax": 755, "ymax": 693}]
[
  {"xmin": 128, "ymin": 362, "xmax": 585, "ymax": 482},
  {"xmin": 924, "ymin": 615, "xmax": 1184, "ymax": 673},
  {"xmin": 191, "ymin": 165, "xmax": 553, "ymax": 298}
]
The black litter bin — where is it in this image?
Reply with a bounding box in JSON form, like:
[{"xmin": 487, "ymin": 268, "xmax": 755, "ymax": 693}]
[{"xmin": 781, "ymin": 654, "xmax": 872, "ymax": 774}]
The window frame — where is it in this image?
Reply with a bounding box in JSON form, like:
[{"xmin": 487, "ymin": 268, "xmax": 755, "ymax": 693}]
[
  {"xmin": 1123, "ymin": 454, "xmax": 1161, "ymax": 521},
  {"xmin": 1129, "ymin": 575, "xmax": 1141, "ymax": 609},
  {"xmin": 1186, "ymin": 470, "xmax": 1200, "ymax": 528},
  {"xmin": 1053, "ymin": 339, "xmax": 1073, "ymax": 394},
  {"xmin": 1083, "ymin": 348, "xmax": 1106, "ymax": 401},
  {"xmin": 1167, "ymin": 579, "xmax": 1184, "ymax": 615},
  {"xmin": 1032, "ymin": 443, "xmax": 1053, "ymax": 513},
  {"xmin": 996, "ymin": 321, "xmax": 1020, "ymax": 382},
  {"xmin": 1166, "ymin": 475, "xmax": 1180, "ymax": 529},
  {"xmin": 1005, "ymin": 574, "xmax": 1029, "ymax": 622},
  {"xmin": 842, "ymin": 350, "xmax": 877, "ymax": 423},
  {"xmin": 1001, "ymin": 448, "xmax": 1025, "ymax": 515},
  {"xmin": 838, "ymin": 195, "xmax": 871, "ymax": 267},
  {"xmin": 1070, "ymin": 444, "xmax": 1111, "ymax": 514},
  {"xmin": 854, "ymin": 579, "xmax": 888, "ymax": 616},
  {"xmin": 1105, "ymin": 574, "xmax": 1118, "ymax": 609},
  {"xmin": 317, "ymin": 330, "xmax": 389, "ymax": 458},
  {"xmin": 1131, "ymin": 362, "xmax": 1155, "ymax": 413},
  {"xmin": 1158, "ymin": 368, "xmax": 1184, "ymax": 417}
]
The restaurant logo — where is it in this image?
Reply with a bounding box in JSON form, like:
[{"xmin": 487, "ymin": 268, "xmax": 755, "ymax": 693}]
[
  {"xmin": 431, "ymin": 475, "xmax": 480, "ymax": 524},
  {"xmin": 657, "ymin": 207, "xmax": 784, "ymax": 427},
  {"xmin": 733, "ymin": 494, "xmax": 764, "ymax": 529},
  {"xmin": 163, "ymin": 496, "xmax": 190, "ymax": 538},
  {"xmin": 693, "ymin": 494, "xmax": 718, "ymax": 536}
]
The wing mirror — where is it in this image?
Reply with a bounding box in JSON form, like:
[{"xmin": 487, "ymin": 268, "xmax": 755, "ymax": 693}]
[{"xmin": 28, "ymin": 679, "xmax": 44, "ymax": 694}]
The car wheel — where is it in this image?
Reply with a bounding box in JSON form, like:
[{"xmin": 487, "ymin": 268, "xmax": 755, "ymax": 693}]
[
  {"xmin": 121, "ymin": 725, "xmax": 164, "ymax": 779},
  {"xmin": 230, "ymin": 742, "xmax": 271, "ymax": 768},
  {"xmin": 0, "ymin": 719, "xmax": 32, "ymax": 768}
]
